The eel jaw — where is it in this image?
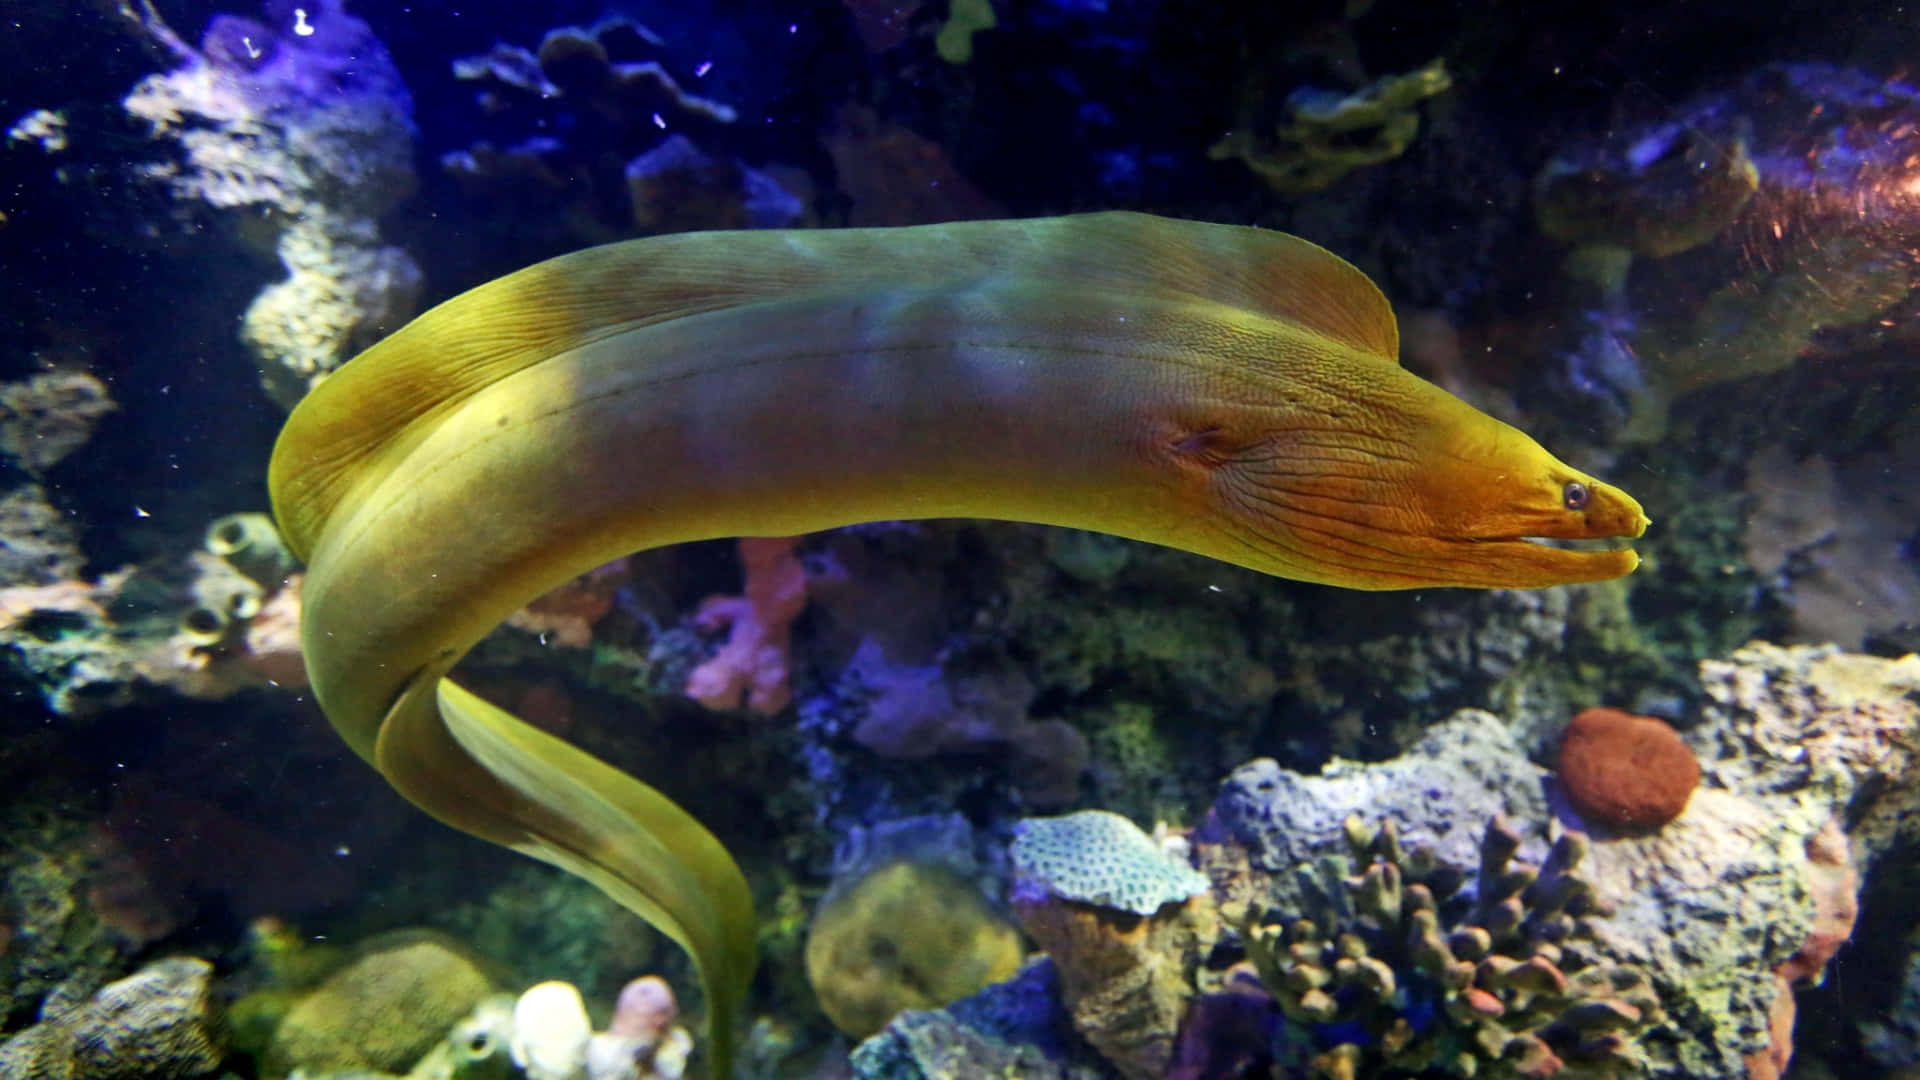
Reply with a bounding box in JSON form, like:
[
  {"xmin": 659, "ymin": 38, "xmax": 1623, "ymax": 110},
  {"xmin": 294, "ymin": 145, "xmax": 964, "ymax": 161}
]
[
  {"xmin": 1427, "ymin": 486, "xmax": 1650, "ymax": 589},
  {"xmin": 1434, "ymin": 536, "xmax": 1643, "ymax": 589}
]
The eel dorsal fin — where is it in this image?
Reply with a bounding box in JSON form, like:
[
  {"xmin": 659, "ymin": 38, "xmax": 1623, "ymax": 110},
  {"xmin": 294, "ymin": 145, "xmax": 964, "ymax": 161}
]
[{"xmin": 268, "ymin": 214, "xmax": 1398, "ymax": 561}]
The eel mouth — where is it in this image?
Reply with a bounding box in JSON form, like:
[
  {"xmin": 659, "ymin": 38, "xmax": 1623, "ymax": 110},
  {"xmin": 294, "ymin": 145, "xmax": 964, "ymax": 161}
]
[{"xmin": 1428, "ymin": 536, "xmax": 1641, "ymax": 589}]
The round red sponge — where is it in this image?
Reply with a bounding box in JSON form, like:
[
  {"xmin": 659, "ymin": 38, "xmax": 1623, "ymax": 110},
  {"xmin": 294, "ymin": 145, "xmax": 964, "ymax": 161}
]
[{"xmin": 1556, "ymin": 707, "xmax": 1700, "ymax": 830}]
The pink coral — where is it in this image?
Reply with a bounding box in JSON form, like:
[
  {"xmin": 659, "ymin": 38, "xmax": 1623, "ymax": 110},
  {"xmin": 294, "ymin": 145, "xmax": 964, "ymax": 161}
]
[{"xmin": 685, "ymin": 536, "xmax": 807, "ymax": 715}]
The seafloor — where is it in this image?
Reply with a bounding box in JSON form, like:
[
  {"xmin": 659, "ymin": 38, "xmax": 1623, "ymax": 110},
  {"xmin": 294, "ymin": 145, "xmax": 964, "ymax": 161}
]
[{"xmin": 1, "ymin": 2, "xmax": 1918, "ymax": 1079}]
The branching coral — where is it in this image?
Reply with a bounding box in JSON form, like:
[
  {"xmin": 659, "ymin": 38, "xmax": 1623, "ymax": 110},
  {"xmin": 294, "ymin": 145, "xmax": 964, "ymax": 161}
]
[
  {"xmin": 685, "ymin": 536, "xmax": 808, "ymax": 716},
  {"xmin": 1244, "ymin": 815, "xmax": 1664, "ymax": 1079}
]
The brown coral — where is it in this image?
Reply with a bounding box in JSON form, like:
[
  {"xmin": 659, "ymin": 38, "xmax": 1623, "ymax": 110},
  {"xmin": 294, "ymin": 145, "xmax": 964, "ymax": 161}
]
[{"xmin": 1556, "ymin": 707, "xmax": 1699, "ymax": 830}]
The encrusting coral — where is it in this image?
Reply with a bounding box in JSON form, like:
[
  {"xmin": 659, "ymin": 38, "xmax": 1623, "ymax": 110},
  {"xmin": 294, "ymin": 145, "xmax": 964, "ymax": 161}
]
[{"xmin": 1244, "ymin": 814, "xmax": 1665, "ymax": 1079}]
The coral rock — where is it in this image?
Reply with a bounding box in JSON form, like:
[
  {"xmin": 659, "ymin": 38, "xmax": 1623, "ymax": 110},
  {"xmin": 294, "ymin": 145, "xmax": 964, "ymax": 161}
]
[
  {"xmin": 1012, "ymin": 893, "xmax": 1216, "ymax": 1080},
  {"xmin": 0, "ymin": 957, "xmax": 224, "ymax": 1080},
  {"xmin": 1557, "ymin": 707, "xmax": 1700, "ymax": 830}
]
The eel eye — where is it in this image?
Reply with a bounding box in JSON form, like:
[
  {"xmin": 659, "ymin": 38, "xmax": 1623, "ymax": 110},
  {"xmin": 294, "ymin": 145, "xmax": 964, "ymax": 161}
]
[{"xmin": 1562, "ymin": 480, "xmax": 1590, "ymax": 511}]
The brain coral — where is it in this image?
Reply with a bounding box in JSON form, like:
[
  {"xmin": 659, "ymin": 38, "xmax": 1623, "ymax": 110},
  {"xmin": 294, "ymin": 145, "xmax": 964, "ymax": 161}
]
[
  {"xmin": 1010, "ymin": 809, "xmax": 1209, "ymax": 915},
  {"xmin": 1556, "ymin": 707, "xmax": 1700, "ymax": 829},
  {"xmin": 804, "ymin": 860, "xmax": 1023, "ymax": 1039},
  {"xmin": 263, "ymin": 929, "xmax": 497, "ymax": 1079}
]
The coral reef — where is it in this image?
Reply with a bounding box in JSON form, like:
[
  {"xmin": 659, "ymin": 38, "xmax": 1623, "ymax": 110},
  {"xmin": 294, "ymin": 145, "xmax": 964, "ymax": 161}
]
[
  {"xmin": 0, "ymin": 508, "xmax": 307, "ymax": 715},
  {"xmin": 0, "ymin": 797, "xmax": 134, "ymax": 1033},
  {"xmin": 1555, "ymin": 707, "xmax": 1700, "ymax": 831},
  {"xmin": 253, "ymin": 964, "xmax": 695, "ymax": 1080},
  {"xmin": 934, "ymin": 0, "xmax": 997, "ymax": 64},
  {"xmin": 513, "ymin": 982, "xmax": 594, "ymax": 1080},
  {"xmin": 1012, "ymin": 887, "xmax": 1217, "ymax": 1080},
  {"xmin": 119, "ymin": 0, "xmax": 420, "ymax": 406},
  {"xmin": 624, "ymin": 136, "xmax": 805, "ymax": 235},
  {"xmin": 0, "ymin": 957, "xmax": 223, "ymax": 1080},
  {"xmin": 1214, "ymin": 712, "xmax": 1553, "ymax": 884},
  {"xmin": 822, "ymin": 105, "xmax": 1003, "ymax": 227},
  {"xmin": 596, "ymin": 976, "xmax": 694, "ymax": 1080},
  {"xmin": 407, "ymin": 996, "xmax": 516, "ymax": 1080},
  {"xmin": 1244, "ymin": 815, "xmax": 1664, "ymax": 1079},
  {"xmin": 506, "ymin": 560, "xmax": 629, "ymax": 651},
  {"xmin": 841, "ymin": 638, "xmax": 1089, "ymax": 807},
  {"xmin": 861, "ymin": 648, "xmax": 1898, "ymax": 1080},
  {"xmin": 0, "ymin": 485, "xmax": 85, "ymax": 587}
]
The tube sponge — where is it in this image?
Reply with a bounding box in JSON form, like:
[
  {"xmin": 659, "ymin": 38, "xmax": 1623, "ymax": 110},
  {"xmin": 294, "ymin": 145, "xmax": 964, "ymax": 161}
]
[{"xmin": 206, "ymin": 512, "xmax": 297, "ymax": 588}]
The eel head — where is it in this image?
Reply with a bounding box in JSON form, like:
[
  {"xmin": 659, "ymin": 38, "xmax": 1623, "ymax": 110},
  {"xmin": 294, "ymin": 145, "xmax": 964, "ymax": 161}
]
[{"xmin": 1194, "ymin": 360, "xmax": 1649, "ymax": 591}]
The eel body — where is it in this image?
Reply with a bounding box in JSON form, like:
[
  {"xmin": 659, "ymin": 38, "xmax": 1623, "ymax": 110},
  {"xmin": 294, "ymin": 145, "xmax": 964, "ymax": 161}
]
[{"xmin": 268, "ymin": 213, "xmax": 1647, "ymax": 1076}]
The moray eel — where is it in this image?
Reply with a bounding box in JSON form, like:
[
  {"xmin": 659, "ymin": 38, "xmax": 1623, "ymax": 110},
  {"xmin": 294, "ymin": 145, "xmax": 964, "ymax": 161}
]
[{"xmin": 268, "ymin": 212, "xmax": 1647, "ymax": 1076}]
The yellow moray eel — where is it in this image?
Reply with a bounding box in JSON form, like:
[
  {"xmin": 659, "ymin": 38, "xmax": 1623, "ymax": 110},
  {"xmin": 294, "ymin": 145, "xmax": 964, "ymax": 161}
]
[{"xmin": 268, "ymin": 212, "xmax": 1647, "ymax": 1076}]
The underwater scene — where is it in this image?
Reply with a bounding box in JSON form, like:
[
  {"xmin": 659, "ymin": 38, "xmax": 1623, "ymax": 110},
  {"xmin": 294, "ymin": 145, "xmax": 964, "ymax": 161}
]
[{"xmin": 2, "ymin": 0, "xmax": 1919, "ymax": 1078}]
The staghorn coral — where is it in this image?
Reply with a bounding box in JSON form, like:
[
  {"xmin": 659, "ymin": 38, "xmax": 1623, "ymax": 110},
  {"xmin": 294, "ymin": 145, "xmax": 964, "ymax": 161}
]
[{"xmin": 1244, "ymin": 814, "xmax": 1664, "ymax": 1080}]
